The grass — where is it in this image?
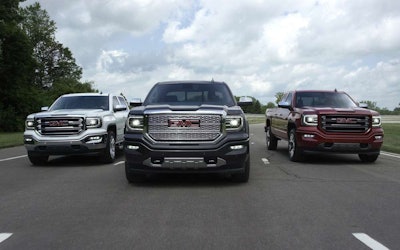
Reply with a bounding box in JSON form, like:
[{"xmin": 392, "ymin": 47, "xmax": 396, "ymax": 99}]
[
  {"xmin": 1, "ymin": 121, "xmax": 399, "ymax": 154},
  {"xmin": 381, "ymin": 123, "xmax": 400, "ymax": 154},
  {"xmin": 0, "ymin": 132, "xmax": 24, "ymax": 149}
]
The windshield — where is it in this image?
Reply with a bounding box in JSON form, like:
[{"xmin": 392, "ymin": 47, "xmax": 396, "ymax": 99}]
[
  {"xmin": 295, "ymin": 92, "xmax": 358, "ymax": 108},
  {"xmin": 144, "ymin": 83, "xmax": 236, "ymax": 106},
  {"xmin": 50, "ymin": 96, "xmax": 109, "ymax": 111}
]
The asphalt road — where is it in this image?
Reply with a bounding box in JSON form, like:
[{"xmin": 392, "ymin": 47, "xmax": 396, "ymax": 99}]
[{"xmin": 1, "ymin": 124, "xmax": 399, "ymax": 250}]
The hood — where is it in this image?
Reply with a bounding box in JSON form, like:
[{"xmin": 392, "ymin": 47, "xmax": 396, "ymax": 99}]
[
  {"xmin": 299, "ymin": 107, "xmax": 380, "ymax": 116},
  {"xmin": 28, "ymin": 109, "xmax": 106, "ymax": 118},
  {"xmin": 130, "ymin": 104, "xmax": 244, "ymax": 116}
]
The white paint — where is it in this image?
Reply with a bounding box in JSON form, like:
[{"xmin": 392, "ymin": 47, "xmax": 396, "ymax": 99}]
[
  {"xmin": 0, "ymin": 155, "xmax": 27, "ymax": 162},
  {"xmin": 353, "ymin": 233, "xmax": 389, "ymax": 250},
  {"xmin": 113, "ymin": 161, "xmax": 125, "ymax": 166},
  {"xmin": 261, "ymin": 158, "xmax": 270, "ymax": 165},
  {"xmin": 0, "ymin": 233, "xmax": 12, "ymax": 243},
  {"xmin": 381, "ymin": 151, "xmax": 400, "ymax": 159}
]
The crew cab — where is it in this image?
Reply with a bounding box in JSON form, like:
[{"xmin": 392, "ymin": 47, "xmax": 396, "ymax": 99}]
[
  {"xmin": 124, "ymin": 81, "xmax": 252, "ymax": 183},
  {"xmin": 24, "ymin": 93, "xmax": 129, "ymax": 165},
  {"xmin": 265, "ymin": 90, "xmax": 384, "ymax": 162}
]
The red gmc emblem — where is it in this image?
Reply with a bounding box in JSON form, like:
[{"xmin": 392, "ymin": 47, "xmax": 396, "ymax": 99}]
[
  {"xmin": 48, "ymin": 120, "xmax": 69, "ymax": 127},
  {"xmin": 168, "ymin": 119, "xmax": 200, "ymax": 128},
  {"xmin": 336, "ymin": 118, "xmax": 358, "ymax": 124}
]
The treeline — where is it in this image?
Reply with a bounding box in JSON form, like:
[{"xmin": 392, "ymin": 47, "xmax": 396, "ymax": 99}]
[{"xmin": 0, "ymin": 1, "xmax": 96, "ymax": 132}]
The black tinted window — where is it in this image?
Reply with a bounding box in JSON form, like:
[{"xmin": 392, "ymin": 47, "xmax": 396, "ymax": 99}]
[
  {"xmin": 295, "ymin": 92, "xmax": 357, "ymax": 108},
  {"xmin": 144, "ymin": 83, "xmax": 235, "ymax": 106}
]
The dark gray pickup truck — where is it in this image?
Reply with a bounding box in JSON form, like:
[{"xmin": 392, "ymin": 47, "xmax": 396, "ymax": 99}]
[{"xmin": 124, "ymin": 80, "xmax": 252, "ymax": 183}]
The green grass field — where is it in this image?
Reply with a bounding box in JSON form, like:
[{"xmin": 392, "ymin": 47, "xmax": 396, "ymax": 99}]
[
  {"xmin": 0, "ymin": 132, "xmax": 24, "ymax": 149},
  {"xmin": 1, "ymin": 122, "xmax": 399, "ymax": 153},
  {"xmin": 381, "ymin": 123, "xmax": 400, "ymax": 154}
]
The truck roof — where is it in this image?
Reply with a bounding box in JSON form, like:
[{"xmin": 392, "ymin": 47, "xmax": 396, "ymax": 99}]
[
  {"xmin": 155, "ymin": 80, "xmax": 227, "ymax": 85},
  {"xmin": 60, "ymin": 93, "xmax": 110, "ymax": 97}
]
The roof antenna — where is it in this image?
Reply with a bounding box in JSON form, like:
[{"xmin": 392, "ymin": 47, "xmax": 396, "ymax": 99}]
[{"xmin": 334, "ymin": 88, "xmax": 337, "ymax": 92}]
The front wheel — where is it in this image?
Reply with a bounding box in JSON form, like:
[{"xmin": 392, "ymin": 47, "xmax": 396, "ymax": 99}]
[
  {"xmin": 231, "ymin": 156, "xmax": 250, "ymax": 183},
  {"xmin": 125, "ymin": 163, "xmax": 146, "ymax": 183},
  {"xmin": 288, "ymin": 129, "xmax": 303, "ymax": 162},
  {"xmin": 266, "ymin": 126, "xmax": 278, "ymax": 150},
  {"xmin": 359, "ymin": 153, "xmax": 379, "ymax": 163},
  {"xmin": 28, "ymin": 152, "xmax": 49, "ymax": 166},
  {"xmin": 101, "ymin": 131, "xmax": 116, "ymax": 163}
]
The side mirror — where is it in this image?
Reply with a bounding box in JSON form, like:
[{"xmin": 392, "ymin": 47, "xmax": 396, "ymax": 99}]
[
  {"xmin": 278, "ymin": 101, "xmax": 291, "ymax": 110},
  {"xmin": 130, "ymin": 98, "xmax": 143, "ymax": 107},
  {"xmin": 41, "ymin": 106, "xmax": 49, "ymax": 111},
  {"xmin": 238, "ymin": 96, "xmax": 253, "ymax": 106},
  {"xmin": 359, "ymin": 103, "xmax": 368, "ymax": 109},
  {"xmin": 114, "ymin": 104, "xmax": 127, "ymax": 112}
]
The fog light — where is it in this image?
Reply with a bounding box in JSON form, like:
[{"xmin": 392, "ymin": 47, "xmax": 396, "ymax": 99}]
[
  {"xmin": 230, "ymin": 145, "xmax": 244, "ymax": 150},
  {"xmin": 375, "ymin": 135, "xmax": 383, "ymax": 140},
  {"xmin": 86, "ymin": 136, "xmax": 103, "ymax": 143},
  {"xmin": 127, "ymin": 145, "xmax": 139, "ymax": 150},
  {"xmin": 303, "ymin": 134, "xmax": 315, "ymax": 138}
]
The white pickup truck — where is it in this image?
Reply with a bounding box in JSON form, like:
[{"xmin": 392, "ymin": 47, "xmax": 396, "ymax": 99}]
[{"xmin": 24, "ymin": 93, "xmax": 129, "ymax": 165}]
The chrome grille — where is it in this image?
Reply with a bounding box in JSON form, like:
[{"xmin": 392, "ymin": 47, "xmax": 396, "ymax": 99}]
[
  {"xmin": 36, "ymin": 117, "xmax": 84, "ymax": 135},
  {"xmin": 147, "ymin": 114, "xmax": 221, "ymax": 141},
  {"xmin": 321, "ymin": 115, "xmax": 370, "ymax": 132}
]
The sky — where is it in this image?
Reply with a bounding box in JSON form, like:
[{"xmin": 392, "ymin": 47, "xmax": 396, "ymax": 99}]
[{"xmin": 23, "ymin": 0, "xmax": 400, "ymax": 110}]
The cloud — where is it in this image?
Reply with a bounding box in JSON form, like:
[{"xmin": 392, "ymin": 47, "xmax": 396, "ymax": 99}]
[{"xmin": 23, "ymin": 0, "xmax": 400, "ymax": 109}]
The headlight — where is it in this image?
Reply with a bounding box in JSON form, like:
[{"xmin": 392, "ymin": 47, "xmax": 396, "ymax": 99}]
[
  {"xmin": 226, "ymin": 116, "xmax": 243, "ymax": 131},
  {"xmin": 372, "ymin": 116, "xmax": 381, "ymax": 127},
  {"xmin": 303, "ymin": 114, "xmax": 318, "ymax": 126},
  {"xmin": 25, "ymin": 119, "xmax": 35, "ymax": 130},
  {"xmin": 127, "ymin": 116, "xmax": 144, "ymax": 131},
  {"xmin": 86, "ymin": 117, "xmax": 101, "ymax": 128}
]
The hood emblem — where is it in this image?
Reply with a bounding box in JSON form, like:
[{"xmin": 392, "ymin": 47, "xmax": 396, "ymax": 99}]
[{"xmin": 168, "ymin": 119, "xmax": 200, "ymax": 128}]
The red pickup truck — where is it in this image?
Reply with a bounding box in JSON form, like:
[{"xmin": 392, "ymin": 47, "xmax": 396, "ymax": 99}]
[{"xmin": 265, "ymin": 90, "xmax": 384, "ymax": 162}]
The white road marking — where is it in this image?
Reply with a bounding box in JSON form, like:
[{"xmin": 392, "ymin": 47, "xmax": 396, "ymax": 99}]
[
  {"xmin": 261, "ymin": 158, "xmax": 270, "ymax": 165},
  {"xmin": 381, "ymin": 151, "xmax": 400, "ymax": 159},
  {"xmin": 0, "ymin": 155, "xmax": 27, "ymax": 162},
  {"xmin": 0, "ymin": 233, "xmax": 12, "ymax": 243},
  {"xmin": 113, "ymin": 161, "xmax": 125, "ymax": 166},
  {"xmin": 353, "ymin": 233, "xmax": 389, "ymax": 250}
]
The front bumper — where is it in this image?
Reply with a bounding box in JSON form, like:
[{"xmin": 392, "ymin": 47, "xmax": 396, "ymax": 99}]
[
  {"xmin": 124, "ymin": 134, "xmax": 250, "ymax": 174},
  {"xmin": 24, "ymin": 129, "xmax": 108, "ymax": 155},
  {"xmin": 296, "ymin": 126, "xmax": 384, "ymax": 154}
]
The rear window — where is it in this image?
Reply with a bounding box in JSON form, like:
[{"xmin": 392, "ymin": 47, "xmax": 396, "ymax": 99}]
[{"xmin": 144, "ymin": 83, "xmax": 236, "ymax": 106}]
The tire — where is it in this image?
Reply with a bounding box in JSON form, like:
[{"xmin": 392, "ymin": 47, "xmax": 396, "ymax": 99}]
[
  {"xmin": 28, "ymin": 152, "xmax": 49, "ymax": 166},
  {"xmin": 101, "ymin": 130, "xmax": 116, "ymax": 163},
  {"xmin": 125, "ymin": 163, "xmax": 146, "ymax": 183},
  {"xmin": 266, "ymin": 126, "xmax": 278, "ymax": 150},
  {"xmin": 231, "ymin": 156, "xmax": 250, "ymax": 183},
  {"xmin": 359, "ymin": 153, "xmax": 379, "ymax": 163},
  {"xmin": 288, "ymin": 128, "xmax": 303, "ymax": 162}
]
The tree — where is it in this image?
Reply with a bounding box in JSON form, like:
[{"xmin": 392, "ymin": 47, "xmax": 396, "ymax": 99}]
[
  {"xmin": 19, "ymin": 3, "xmax": 82, "ymax": 89},
  {"xmin": 1, "ymin": 1, "xmax": 97, "ymax": 131},
  {"xmin": 359, "ymin": 100, "xmax": 378, "ymax": 110},
  {"xmin": 275, "ymin": 92, "xmax": 285, "ymax": 104},
  {"xmin": 0, "ymin": 0, "xmax": 37, "ymax": 131}
]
